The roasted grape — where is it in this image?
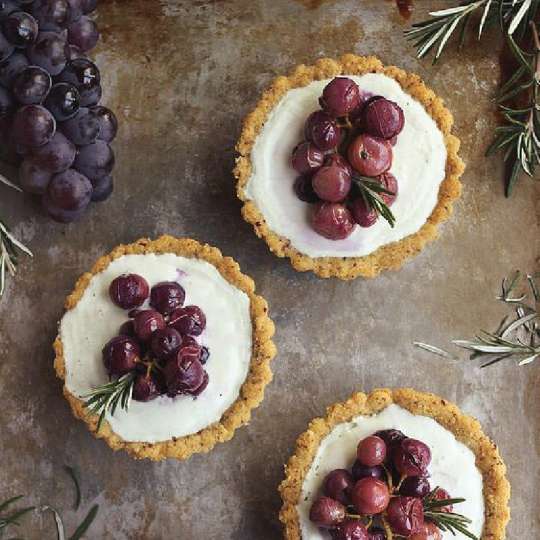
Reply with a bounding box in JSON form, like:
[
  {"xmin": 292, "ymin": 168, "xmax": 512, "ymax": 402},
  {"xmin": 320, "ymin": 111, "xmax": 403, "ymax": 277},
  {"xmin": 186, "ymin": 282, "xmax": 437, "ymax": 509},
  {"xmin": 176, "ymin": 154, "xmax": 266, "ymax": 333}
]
[
  {"xmin": 151, "ymin": 327, "xmax": 183, "ymax": 360},
  {"xmin": 347, "ymin": 134, "xmax": 392, "ymax": 177},
  {"xmin": 133, "ymin": 309, "xmax": 166, "ymax": 342},
  {"xmin": 320, "ymin": 77, "xmax": 361, "ymax": 117},
  {"xmin": 393, "ymin": 438, "xmax": 432, "ymax": 477},
  {"xmin": 351, "ymin": 478, "xmax": 390, "ymax": 515},
  {"xmin": 362, "ymin": 97, "xmax": 404, "ymax": 140},
  {"xmin": 311, "ymin": 202, "xmax": 355, "ymax": 240},
  {"xmin": 386, "ymin": 496, "xmax": 424, "ymax": 536},
  {"xmin": 356, "ymin": 435, "xmax": 387, "ymax": 467},
  {"xmin": 312, "ymin": 163, "xmax": 351, "ymax": 203},
  {"xmin": 109, "ymin": 273, "xmax": 149, "ymax": 309},
  {"xmin": 350, "ymin": 196, "xmax": 378, "ymax": 228},
  {"xmin": 309, "ymin": 496, "xmax": 346, "ymax": 528},
  {"xmin": 293, "ymin": 175, "xmax": 319, "ymax": 203},
  {"xmin": 57, "ymin": 57, "xmax": 100, "ymax": 104},
  {"xmin": 323, "ymin": 469, "xmax": 354, "ymax": 505},
  {"xmin": 330, "ymin": 520, "xmax": 369, "ymax": 540},
  {"xmin": 291, "ymin": 140, "xmax": 324, "ymax": 175},
  {"xmin": 102, "ymin": 335, "xmax": 140, "ymax": 376},
  {"xmin": 132, "ymin": 374, "xmax": 159, "ymax": 402},
  {"xmin": 304, "ymin": 110, "xmax": 341, "ymax": 151},
  {"xmin": 150, "ymin": 282, "xmax": 185, "ymax": 315},
  {"xmin": 399, "ymin": 476, "xmax": 431, "ymax": 498},
  {"xmin": 168, "ymin": 305, "xmax": 206, "ymax": 336}
]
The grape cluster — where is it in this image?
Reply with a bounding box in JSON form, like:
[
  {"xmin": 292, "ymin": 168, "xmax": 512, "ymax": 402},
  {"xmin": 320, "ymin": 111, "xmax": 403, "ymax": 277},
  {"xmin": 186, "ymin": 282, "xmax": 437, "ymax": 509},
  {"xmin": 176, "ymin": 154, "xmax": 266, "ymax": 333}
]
[
  {"xmin": 309, "ymin": 429, "xmax": 455, "ymax": 540},
  {"xmin": 291, "ymin": 77, "xmax": 405, "ymax": 241},
  {"xmin": 0, "ymin": 0, "xmax": 117, "ymax": 223},
  {"xmin": 103, "ymin": 273, "xmax": 211, "ymax": 402}
]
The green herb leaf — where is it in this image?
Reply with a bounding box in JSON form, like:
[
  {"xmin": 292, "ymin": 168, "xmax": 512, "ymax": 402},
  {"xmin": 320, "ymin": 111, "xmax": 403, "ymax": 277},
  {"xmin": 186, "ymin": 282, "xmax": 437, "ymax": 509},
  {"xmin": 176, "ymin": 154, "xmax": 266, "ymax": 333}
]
[{"xmin": 69, "ymin": 504, "xmax": 99, "ymax": 540}]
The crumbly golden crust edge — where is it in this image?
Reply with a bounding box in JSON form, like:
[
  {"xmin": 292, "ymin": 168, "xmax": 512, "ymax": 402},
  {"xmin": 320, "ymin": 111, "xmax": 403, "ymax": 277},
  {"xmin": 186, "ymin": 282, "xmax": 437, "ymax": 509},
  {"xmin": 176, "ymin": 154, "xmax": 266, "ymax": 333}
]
[
  {"xmin": 53, "ymin": 235, "xmax": 277, "ymax": 461},
  {"xmin": 234, "ymin": 54, "xmax": 465, "ymax": 279},
  {"xmin": 278, "ymin": 388, "xmax": 510, "ymax": 540}
]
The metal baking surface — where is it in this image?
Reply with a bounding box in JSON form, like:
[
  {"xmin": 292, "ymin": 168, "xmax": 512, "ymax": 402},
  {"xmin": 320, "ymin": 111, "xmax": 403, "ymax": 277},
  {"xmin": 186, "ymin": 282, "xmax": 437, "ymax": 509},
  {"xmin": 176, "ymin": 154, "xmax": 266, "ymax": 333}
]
[{"xmin": 0, "ymin": 1, "xmax": 538, "ymax": 538}]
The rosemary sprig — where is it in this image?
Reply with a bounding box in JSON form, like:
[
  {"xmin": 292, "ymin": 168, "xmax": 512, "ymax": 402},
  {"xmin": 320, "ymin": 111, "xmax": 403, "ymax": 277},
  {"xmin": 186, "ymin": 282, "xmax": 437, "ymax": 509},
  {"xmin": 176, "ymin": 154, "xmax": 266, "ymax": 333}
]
[
  {"xmin": 352, "ymin": 175, "xmax": 396, "ymax": 227},
  {"xmin": 486, "ymin": 20, "xmax": 540, "ymax": 195},
  {"xmin": 415, "ymin": 271, "xmax": 539, "ymax": 367},
  {"xmin": 0, "ymin": 495, "xmax": 34, "ymax": 535},
  {"xmin": 405, "ymin": 0, "xmax": 538, "ymax": 63},
  {"xmin": 83, "ymin": 372, "xmax": 136, "ymax": 432}
]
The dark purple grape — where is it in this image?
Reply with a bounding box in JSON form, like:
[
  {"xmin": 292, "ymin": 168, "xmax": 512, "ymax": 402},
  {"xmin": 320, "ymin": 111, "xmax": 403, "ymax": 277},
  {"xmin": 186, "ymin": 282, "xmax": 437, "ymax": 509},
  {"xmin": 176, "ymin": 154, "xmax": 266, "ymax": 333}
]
[
  {"xmin": 90, "ymin": 173, "xmax": 112, "ymax": 202},
  {"xmin": 12, "ymin": 65, "xmax": 51, "ymax": 105},
  {"xmin": 168, "ymin": 305, "xmax": 206, "ymax": 336},
  {"xmin": 109, "ymin": 273, "xmax": 149, "ymax": 309},
  {"xmin": 91, "ymin": 105, "xmax": 117, "ymax": 143},
  {"xmin": 2, "ymin": 10, "xmax": 38, "ymax": 47},
  {"xmin": 150, "ymin": 281, "xmax": 185, "ymax": 315},
  {"xmin": 81, "ymin": 0, "xmax": 97, "ymax": 14},
  {"xmin": 133, "ymin": 309, "xmax": 165, "ymax": 342},
  {"xmin": 311, "ymin": 202, "xmax": 355, "ymax": 240},
  {"xmin": 46, "ymin": 168, "xmax": 91, "ymax": 211},
  {"xmin": 42, "ymin": 195, "xmax": 85, "ymax": 222},
  {"xmin": 323, "ymin": 469, "xmax": 354, "ymax": 505},
  {"xmin": 393, "ymin": 438, "xmax": 432, "ymax": 477},
  {"xmin": 200, "ymin": 346, "xmax": 209, "ymax": 365},
  {"xmin": 190, "ymin": 371, "xmax": 209, "ymax": 396},
  {"xmin": 362, "ymin": 98, "xmax": 404, "ymax": 140},
  {"xmin": 293, "ymin": 175, "xmax": 319, "ymax": 203},
  {"xmin": 291, "ymin": 140, "xmax": 324, "ymax": 175},
  {"xmin": 386, "ymin": 496, "xmax": 424, "ymax": 536},
  {"xmin": 357, "ymin": 435, "xmax": 387, "ymax": 467},
  {"xmin": 73, "ymin": 140, "xmax": 114, "ymax": 181},
  {"xmin": 367, "ymin": 529, "xmax": 387, "ymax": 540},
  {"xmin": 399, "ymin": 476, "xmax": 431, "ymax": 498},
  {"xmin": 77, "ymin": 80, "xmax": 99, "ymax": 106},
  {"xmin": 351, "ymin": 461, "xmax": 384, "ymax": 482},
  {"xmin": 132, "ymin": 374, "xmax": 159, "ymax": 402},
  {"xmin": 59, "ymin": 106, "xmax": 99, "ymax": 145},
  {"xmin": 176, "ymin": 336, "xmax": 202, "ymax": 361},
  {"xmin": 102, "ymin": 335, "xmax": 140, "ymax": 376},
  {"xmin": 0, "ymin": 1, "xmax": 19, "ymax": 20},
  {"xmin": 0, "ymin": 50, "xmax": 28, "ymax": 86},
  {"xmin": 29, "ymin": 131, "xmax": 75, "ymax": 172},
  {"xmin": 19, "ymin": 158, "xmax": 52, "ymax": 193},
  {"xmin": 44, "ymin": 82, "xmax": 80, "ymax": 121},
  {"xmin": 374, "ymin": 429, "xmax": 406, "ymax": 450},
  {"xmin": 312, "ymin": 163, "xmax": 351, "ymax": 202},
  {"xmin": 151, "ymin": 327, "xmax": 183, "ymax": 360},
  {"xmin": 320, "ymin": 77, "xmax": 361, "ymax": 117},
  {"xmin": 56, "ymin": 57, "xmax": 100, "ymax": 104},
  {"xmin": 304, "ymin": 110, "xmax": 341, "ymax": 151},
  {"xmin": 31, "ymin": 0, "xmax": 69, "ymax": 31},
  {"xmin": 12, "ymin": 104, "xmax": 55, "ymax": 147},
  {"xmin": 0, "ymin": 29, "xmax": 15, "ymax": 61},
  {"xmin": 27, "ymin": 31, "xmax": 68, "ymax": 76},
  {"xmin": 351, "ymin": 478, "xmax": 390, "ymax": 515},
  {"xmin": 68, "ymin": 14, "xmax": 97, "ymax": 51},
  {"xmin": 331, "ymin": 520, "xmax": 369, "ymax": 540},
  {"xmin": 164, "ymin": 350, "xmax": 205, "ymax": 396},
  {"xmin": 64, "ymin": 42, "xmax": 83, "ymax": 60},
  {"xmin": 350, "ymin": 196, "xmax": 378, "ymax": 228},
  {"xmin": 119, "ymin": 320, "xmax": 134, "ymax": 337},
  {"xmin": 0, "ymin": 85, "xmax": 14, "ymax": 116},
  {"xmin": 65, "ymin": 0, "xmax": 83, "ymax": 22},
  {"xmin": 309, "ymin": 496, "xmax": 345, "ymax": 528}
]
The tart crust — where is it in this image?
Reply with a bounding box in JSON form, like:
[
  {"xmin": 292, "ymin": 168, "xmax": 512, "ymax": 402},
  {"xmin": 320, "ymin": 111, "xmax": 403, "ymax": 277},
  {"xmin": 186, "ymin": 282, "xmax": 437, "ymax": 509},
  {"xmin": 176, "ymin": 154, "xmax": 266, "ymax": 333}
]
[
  {"xmin": 53, "ymin": 235, "xmax": 277, "ymax": 461},
  {"xmin": 279, "ymin": 388, "xmax": 510, "ymax": 539},
  {"xmin": 234, "ymin": 54, "xmax": 465, "ymax": 279}
]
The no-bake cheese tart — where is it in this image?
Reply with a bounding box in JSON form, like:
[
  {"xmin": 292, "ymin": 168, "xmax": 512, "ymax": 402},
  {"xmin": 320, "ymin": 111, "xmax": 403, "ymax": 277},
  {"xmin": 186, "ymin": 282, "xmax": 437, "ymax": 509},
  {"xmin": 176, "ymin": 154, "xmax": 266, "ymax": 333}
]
[
  {"xmin": 279, "ymin": 389, "xmax": 510, "ymax": 540},
  {"xmin": 235, "ymin": 55, "xmax": 464, "ymax": 279},
  {"xmin": 53, "ymin": 236, "xmax": 276, "ymax": 460}
]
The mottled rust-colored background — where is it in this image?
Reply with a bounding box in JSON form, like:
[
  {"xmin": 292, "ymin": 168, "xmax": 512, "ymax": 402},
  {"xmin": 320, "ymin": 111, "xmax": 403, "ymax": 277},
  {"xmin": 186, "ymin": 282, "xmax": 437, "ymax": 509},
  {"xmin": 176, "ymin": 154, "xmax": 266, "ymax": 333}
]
[{"xmin": 0, "ymin": 1, "xmax": 538, "ymax": 538}]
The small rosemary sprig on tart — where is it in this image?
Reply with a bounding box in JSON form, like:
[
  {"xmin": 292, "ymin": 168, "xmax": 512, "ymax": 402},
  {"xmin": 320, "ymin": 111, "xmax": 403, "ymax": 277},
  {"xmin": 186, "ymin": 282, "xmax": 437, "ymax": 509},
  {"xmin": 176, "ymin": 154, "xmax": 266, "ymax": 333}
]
[
  {"xmin": 415, "ymin": 270, "xmax": 539, "ymax": 367},
  {"xmin": 83, "ymin": 371, "xmax": 136, "ymax": 432},
  {"xmin": 352, "ymin": 175, "xmax": 396, "ymax": 227},
  {"xmin": 423, "ymin": 488, "xmax": 479, "ymax": 540}
]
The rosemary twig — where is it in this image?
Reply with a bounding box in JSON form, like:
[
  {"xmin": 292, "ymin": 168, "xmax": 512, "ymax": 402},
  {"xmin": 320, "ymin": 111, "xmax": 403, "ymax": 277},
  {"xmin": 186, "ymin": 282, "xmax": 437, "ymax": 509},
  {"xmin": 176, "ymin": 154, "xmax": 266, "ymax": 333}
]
[
  {"xmin": 0, "ymin": 495, "xmax": 34, "ymax": 535},
  {"xmin": 352, "ymin": 175, "xmax": 396, "ymax": 227},
  {"xmin": 83, "ymin": 372, "xmax": 136, "ymax": 432},
  {"xmin": 415, "ymin": 271, "xmax": 540, "ymax": 367}
]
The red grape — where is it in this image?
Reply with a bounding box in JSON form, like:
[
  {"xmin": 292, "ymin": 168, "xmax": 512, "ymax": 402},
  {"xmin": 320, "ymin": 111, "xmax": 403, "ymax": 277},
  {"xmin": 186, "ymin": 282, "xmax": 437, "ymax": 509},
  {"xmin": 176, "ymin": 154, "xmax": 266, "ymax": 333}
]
[
  {"xmin": 432, "ymin": 487, "xmax": 453, "ymax": 512},
  {"xmin": 29, "ymin": 131, "xmax": 75, "ymax": 172},
  {"xmin": 386, "ymin": 496, "xmax": 424, "ymax": 536},
  {"xmin": 350, "ymin": 196, "xmax": 378, "ymax": 228},
  {"xmin": 293, "ymin": 175, "xmax": 319, "ymax": 203},
  {"xmin": 324, "ymin": 153, "xmax": 352, "ymax": 176},
  {"xmin": 362, "ymin": 97, "xmax": 404, "ymax": 140},
  {"xmin": 399, "ymin": 476, "xmax": 431, "ymax": 498},
  {"xmin": 2, "ymin": 11, "xmax": 38, "ymax": 47},
  {"xmin": 46, "ymin": 168, "xmax": 91, "ymax": 210},
  {"xmin": 320, "ymin": 77, "xmax": 360, "ymax": 117},
  {"xmin": 68, "ymin": 15, "xmax": 98, "ymax": 51},
  {"xmin": 330, "ymin": 520, "xmax": 369, "ymax": 540},
  {"xmin": 60, "ymin": 106, "xmax": 99, "ymax": 145},
  {"xmin": 409, "ymin": 522, "xmax": 442, "ymax": 540},
  {"xmin": 309, "ymin": 496, "xmax": 346, "ymax": 528},
  {"xmin": 351, "ymin": 477, "xmax": 390, "ymax": 515},
  {"xmin": 150, "ymin": 282, "xmax": 185, "ymax": 315},
  {"xmin": 291, "ymin": 140, "xmax": 324, "ymax": 175},
  {"xmin": 73, "ymin": 140, "xmax": 114, "ymax": 181},
  {"xmin": 28, "ymin": 31, "xmax": 68, "ymax": 76},
  {"xmin": 393, "ymin": 438, "xmax": 432, "ymax": 477},
  {"xmin": 374, "ymin": 429, "xmax": 405, "ymax": 450},
  {"xmin": 151, "ymin": 327, "xmax": 183, "ymax": 360},
  {"xmin": 378, "ymin": 172, "xmax": 398, "ymax": 206},
  {"xmin": 347, "ymin": 134, "xmax": 392, "ymax": 177},
  {"xmin": 356, "ymin": 435, "xmax": 387, "ymax": 467},
  {"xmin": 168, "ymin": 305, "xmax": 206, "ymax": 336},
  {"xmin": 351, "ymin": 462, "xmax": 384, "ymax": 482},
  {"xmin": 132, "ymin": 374, "xmax": 159, "ymax": 402},
  {"xmin": 12, "ymin": 104, "xmax": 55, "ymax": 146},
  {"xmin": 44, "ymin": 82, "xmax": 80, "ymax": 121},
  {"xmin": 323, "ymin": 469, "xmax": 354, "ymax": 505},
  {"xmin": 91, "ymin": 105, "xmax": 117, "ymax": 143},
  {"xmin": 312, "ymin": 202, "xmax": 355, "ymax": 240},
  {"xmin": 133, "ymin": 309, "xmax": 166, "ymax": 342},
  {"xmin": 109, "ymin": 273, "xmax": 149, "ymax": 309},
  {"xmin": 304, "ymin": 110, "xmax": 341, "ymax": 151},
  {"xmin": 12, "ymin": 65, "xmax": 51, "ymax": 105},
  {"xmin": 19, "ymin": 159, "xmax": 52, "ymax": 193},
  {"xmin": 102, "ymin": 335, "xmax": 140, "ymax": 376},
  {"xmin": 312, "ymin": 163, "xmax": 351, "ymax": 202}
]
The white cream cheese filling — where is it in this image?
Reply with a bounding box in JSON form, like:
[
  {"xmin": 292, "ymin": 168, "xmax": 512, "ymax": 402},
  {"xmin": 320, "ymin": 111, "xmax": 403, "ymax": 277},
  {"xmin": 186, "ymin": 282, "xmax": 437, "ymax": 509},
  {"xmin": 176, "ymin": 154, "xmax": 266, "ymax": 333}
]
[
  {"xmin": 298, "ymin": 404, "xmax": 484, "ymax": 539},
  {"xmin": 60, "ymin": 253, "xmax": 252, "ymax": 443},
  {"xmin": 245, "ymin": 73, "xmax": 448, "ymax": 258}
]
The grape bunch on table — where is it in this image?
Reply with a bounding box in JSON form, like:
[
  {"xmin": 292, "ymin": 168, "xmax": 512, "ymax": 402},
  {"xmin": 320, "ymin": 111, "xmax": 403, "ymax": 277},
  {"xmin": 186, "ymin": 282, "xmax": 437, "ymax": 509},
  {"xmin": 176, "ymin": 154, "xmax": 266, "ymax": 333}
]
[{"xmin": 0, "ymin": 0, "xmax": 117, "ymax": 223}]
